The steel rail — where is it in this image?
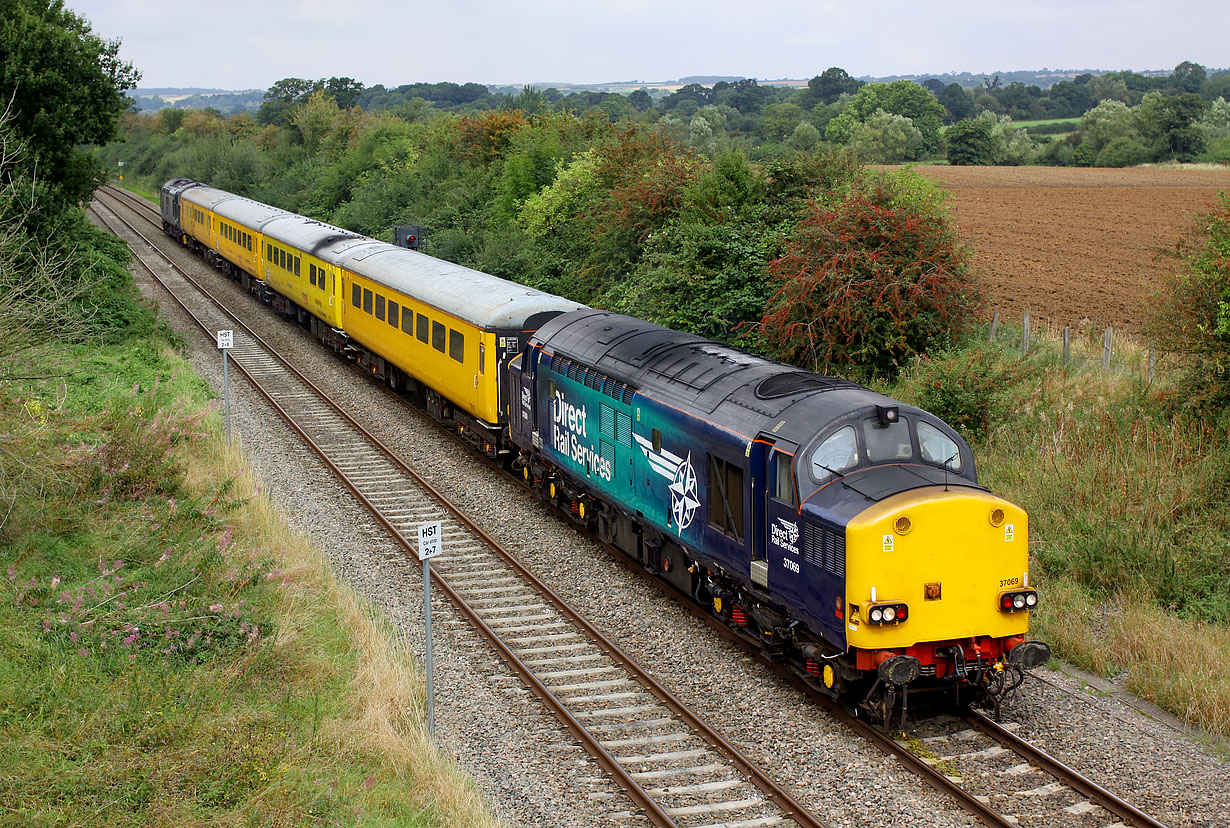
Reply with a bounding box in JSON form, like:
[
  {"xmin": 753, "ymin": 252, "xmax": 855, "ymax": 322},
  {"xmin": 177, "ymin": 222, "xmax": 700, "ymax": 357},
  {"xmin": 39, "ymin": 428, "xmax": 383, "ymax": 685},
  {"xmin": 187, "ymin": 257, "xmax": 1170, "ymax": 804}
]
[
  {"xmin": 962, "ymin": 709, "xmax": 1171, "ymax": 828},
  {"xmin": 92, "ymin": 191, "xmax": 832, "ymax": 828}
]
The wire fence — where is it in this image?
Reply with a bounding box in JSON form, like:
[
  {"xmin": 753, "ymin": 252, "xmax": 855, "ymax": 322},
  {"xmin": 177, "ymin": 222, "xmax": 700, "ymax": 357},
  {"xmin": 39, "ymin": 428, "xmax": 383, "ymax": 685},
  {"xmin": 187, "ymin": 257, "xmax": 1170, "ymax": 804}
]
[{"xmin": 987, "ymin": 310, "xmax": 1157, "ymax": 382}]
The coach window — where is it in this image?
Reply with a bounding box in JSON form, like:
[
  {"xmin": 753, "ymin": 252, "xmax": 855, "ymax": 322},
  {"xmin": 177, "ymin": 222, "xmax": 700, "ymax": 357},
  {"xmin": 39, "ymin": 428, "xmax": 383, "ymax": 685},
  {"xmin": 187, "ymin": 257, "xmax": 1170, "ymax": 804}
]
[
  {"xmin": 771, "ymin": 450, "xmax": 797, "ymax": 507},
  {"xmin": 449, "ymin": 329, "xmax": 464, "ymax": 363},
  {"xmin": 478, "ymin": 343, "xmax": 485, "ymax": 374},
  {"xmin": 280, "ymin": 249, "xmax": 287, "ymax": 270},
  {"xmin": 294, "ymin": 257, "xmax": 300, "ymax": 277},
  {"xmin": 401, "ymin": 307, "xmax": 413, "ymax": 334},
  {"xmin": 352, "ymin": 284, "xmax": 361, "ymax": 308},
  {"xmin": 918, "ymin": 421, "xmax": 962, "ymax": 472},
  {"xmin": 809, "ymin": 426, "xmax": 857, "ymax": 483},
  {"xmin": 362, "ymin": 288, "xmax": 373, "ymax": 314},
  {"xmin": 309, "ymin": 264, "xmax": 317, "ymax": 287},
  {"xmin": 388, "ymin": 301, "xmax": 399, "ymax": 328},
  {"xmin": 432, "ymin": 321, "xmax": 446, "ymax": 353},
  {"xmin": 416, "ymin": 313, "xmax": 429, "ymax": 344},
  {"xmin": 707, "ymin": 455, "xmax": 745, "ymax": 542},
  {"xmin": 374, "ymin": 294, "xmax": 385, "ymax": 321}
]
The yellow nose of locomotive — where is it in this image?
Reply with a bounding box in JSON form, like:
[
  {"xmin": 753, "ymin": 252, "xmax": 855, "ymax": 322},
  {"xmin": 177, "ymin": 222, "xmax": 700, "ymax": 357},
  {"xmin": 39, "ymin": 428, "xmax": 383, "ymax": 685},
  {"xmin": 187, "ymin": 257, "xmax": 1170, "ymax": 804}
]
[{"xmin": 843, "ymin": 488, "xmax": 1032, "ymax": 651}]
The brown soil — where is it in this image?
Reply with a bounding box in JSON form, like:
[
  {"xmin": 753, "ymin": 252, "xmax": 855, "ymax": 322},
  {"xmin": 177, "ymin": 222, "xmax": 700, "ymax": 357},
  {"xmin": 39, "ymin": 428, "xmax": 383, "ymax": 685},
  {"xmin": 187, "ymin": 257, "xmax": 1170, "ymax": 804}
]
[{"xmin": 908, "ymin": 165, "xmax": 1230, "ymax": 332}]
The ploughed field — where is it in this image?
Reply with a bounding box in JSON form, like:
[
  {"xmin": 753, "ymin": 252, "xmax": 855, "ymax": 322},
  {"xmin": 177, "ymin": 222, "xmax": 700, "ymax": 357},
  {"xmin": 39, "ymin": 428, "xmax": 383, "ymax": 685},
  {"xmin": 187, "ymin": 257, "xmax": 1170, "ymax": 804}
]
[{"xmin": 909, "ymin": 165, "xmax": 1230, "ymax": 333}]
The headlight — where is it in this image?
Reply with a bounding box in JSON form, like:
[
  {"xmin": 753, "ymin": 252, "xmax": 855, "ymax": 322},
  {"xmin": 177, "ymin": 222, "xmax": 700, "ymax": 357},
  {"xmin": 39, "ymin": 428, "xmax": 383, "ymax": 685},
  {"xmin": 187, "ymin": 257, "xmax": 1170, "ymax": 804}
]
[
  {"xmin": 998, "ymin": 589, "xmax": 1039, "ymax": 613},
  {"xmin": 866, "ymin": 603, "xmax": 908, "ymax": 625}
]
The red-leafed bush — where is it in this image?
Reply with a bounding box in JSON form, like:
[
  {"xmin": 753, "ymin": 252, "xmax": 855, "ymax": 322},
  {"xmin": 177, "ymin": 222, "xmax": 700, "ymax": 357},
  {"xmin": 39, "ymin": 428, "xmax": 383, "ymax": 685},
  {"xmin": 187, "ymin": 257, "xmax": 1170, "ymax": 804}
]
[{"xmin": 759, "ymin": 171, "xmax": 981, "ymax": 378}]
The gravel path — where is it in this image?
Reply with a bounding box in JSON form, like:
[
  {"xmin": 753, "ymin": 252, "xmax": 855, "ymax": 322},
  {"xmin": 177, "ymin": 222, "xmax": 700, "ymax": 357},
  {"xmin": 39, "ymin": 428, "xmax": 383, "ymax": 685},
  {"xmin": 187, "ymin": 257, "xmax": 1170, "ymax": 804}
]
[{"xmin": 100, "ymin": 201, "xmax": 1228, "ymax": 828}]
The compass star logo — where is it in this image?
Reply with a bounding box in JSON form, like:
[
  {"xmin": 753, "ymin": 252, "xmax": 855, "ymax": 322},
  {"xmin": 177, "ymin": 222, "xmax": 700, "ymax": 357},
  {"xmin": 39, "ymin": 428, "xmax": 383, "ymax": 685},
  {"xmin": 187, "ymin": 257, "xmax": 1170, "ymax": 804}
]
[
  {"xmin": 668, "ymin": 452, "xmax": 700, "ymax": 533},
  {"xmin": 633, "ymin": 433, "xmax": 701, "ymax": 535}
]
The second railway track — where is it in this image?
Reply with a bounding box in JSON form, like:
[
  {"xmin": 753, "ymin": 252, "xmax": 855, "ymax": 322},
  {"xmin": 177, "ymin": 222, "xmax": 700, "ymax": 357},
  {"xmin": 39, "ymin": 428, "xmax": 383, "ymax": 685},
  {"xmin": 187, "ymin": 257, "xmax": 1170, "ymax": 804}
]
[{"xmin": 95, "ymin": 185, "xmax": 1178, "ymax": 828}]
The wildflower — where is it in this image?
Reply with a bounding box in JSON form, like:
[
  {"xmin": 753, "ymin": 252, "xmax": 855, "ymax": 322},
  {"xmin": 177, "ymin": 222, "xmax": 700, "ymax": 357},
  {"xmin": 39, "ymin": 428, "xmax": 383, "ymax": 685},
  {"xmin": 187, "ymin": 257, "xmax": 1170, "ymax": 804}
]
[
  {"xmin": 155, "ymin": 551, "xmax": 169, "ymax": 567},
  {"xmin": 209, "ymin": 603, "xmax": 222, "ymax": 613},
  {"xmin": 70, "ymin": 632, "xmax": 78, "ymax": 643},
  {"xmin": 50, "ymin": 576, "xmax": 60, "ymax": 589},
  {"xmin": 6, "ymin": 564, "xmax": 15, "ymax": 581},
  {"xmin": 78, "ymin": 648, "xmax": 88, "ymax": 657},
  {"xmin": 42, "ymin": 619, "xmax": 51, "ymax": 632}
]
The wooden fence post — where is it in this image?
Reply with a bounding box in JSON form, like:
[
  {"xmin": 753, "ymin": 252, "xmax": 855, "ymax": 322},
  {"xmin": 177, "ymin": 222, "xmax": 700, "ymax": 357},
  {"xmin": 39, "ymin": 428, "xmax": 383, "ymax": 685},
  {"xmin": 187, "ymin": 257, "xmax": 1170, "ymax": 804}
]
[
  {"xmin": 1063, "ymin": 326, "xmax": 1071, "ymax": 365},
  {"xmin": 1022, "ymin": 311, "xmax": 1031, "ymax": 353},
  {"xmin": 989, "ymin": 311, "xmax": 1000, "ymax": 342},
  {"xmin": 1102, "ymin": 327, "xmax": 1114, "ymax": 369}
]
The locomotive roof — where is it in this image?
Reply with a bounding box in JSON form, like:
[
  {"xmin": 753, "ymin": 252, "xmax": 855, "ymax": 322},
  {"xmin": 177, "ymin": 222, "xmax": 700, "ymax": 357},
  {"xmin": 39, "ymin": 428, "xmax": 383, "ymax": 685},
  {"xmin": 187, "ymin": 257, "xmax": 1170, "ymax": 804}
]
[
  {"xmin": 531, "ymin": 310, "xmax": 915, "ymax": 447},
  {"xmin": 339, "ymin": 244, "xmax": 585, "ymax": 330}
]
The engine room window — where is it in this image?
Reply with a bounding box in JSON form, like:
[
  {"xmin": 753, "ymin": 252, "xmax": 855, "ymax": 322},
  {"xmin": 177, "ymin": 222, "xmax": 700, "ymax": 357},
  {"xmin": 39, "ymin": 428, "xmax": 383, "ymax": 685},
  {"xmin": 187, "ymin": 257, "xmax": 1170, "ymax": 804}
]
[
  {"xmin": 432, "ymin": 321, "xmax": 445, "ymax": 352},
  {"xmin": 772, "ymin": 451, "xmax": 797, "ymax": 506},
  {"xmin": 863, "ymin": 419, "xmax": 913, "ymax": 463},
  {"xmin": 449, "ymin": 329, "xmax": 464, "ymax": 363},
  {"xmin": 918, "ymin": 421, "xmax": 963, "ymax": 471},
  {"xmin": 810, "ymin": 426, "xmax": 857, "ymax": 482},
  {"xmin": 652, "ymin": 428, "xmax": 662, "ymax": 454},
  {"xmin": 707, "ymin": 455, "xmax": 745, "ymax": 542}
]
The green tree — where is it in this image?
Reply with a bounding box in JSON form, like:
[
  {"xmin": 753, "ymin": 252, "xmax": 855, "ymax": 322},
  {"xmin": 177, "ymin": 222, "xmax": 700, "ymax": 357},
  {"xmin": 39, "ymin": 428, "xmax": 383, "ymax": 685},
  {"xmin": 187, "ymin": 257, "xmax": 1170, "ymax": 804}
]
[
  {"xmin": 0, "ymin": 0, "xmax": 139, "ymax": 216},
  {"xmin": 1137, "ymin": 91, "xmax": 1208, "ymax": 160},
  {"xmin": 1171, "ymin": 61, "xmax": 1207, "ymax": 95},
  {"xmin": 945, "ymin": 118, "xmax": 995, "ymax": 165},
  {"xmin": 800, "ymin": 67, "xmax": 864, "ymax": 108},
  {"xmin": 825, "ymin": 81, "xmax": 946, "ymax": 155},
  {"xmin": 847, "ymin": 110, "xmax": 924, "ymax": 162},
  {"xmin": 1079, "ymin": 99, "xmax": 1141, "ymax": 153},
  {"xmin": 938, "ymin": 83, "xmax": 975, "ymax": 124}
]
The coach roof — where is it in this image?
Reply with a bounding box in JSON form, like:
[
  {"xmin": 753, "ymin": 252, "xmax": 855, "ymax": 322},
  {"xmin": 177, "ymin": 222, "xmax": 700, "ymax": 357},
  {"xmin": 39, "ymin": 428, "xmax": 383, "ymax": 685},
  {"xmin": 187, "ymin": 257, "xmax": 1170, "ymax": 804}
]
[{"xmin": 340, "ymin": 244, "xmax": 584, "ymax": 330}]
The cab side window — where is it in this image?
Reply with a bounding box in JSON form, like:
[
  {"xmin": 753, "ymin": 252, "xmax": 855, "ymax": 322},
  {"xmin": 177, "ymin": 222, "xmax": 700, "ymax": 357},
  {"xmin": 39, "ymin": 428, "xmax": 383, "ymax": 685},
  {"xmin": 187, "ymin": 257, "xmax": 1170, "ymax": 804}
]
[
  {"xmin": 771, "ymin": 451, "xmax": 797, "ymax": 506},
  {"xmin": 809, "ymin": 426, "xmax": 857, "ymax": 482}
]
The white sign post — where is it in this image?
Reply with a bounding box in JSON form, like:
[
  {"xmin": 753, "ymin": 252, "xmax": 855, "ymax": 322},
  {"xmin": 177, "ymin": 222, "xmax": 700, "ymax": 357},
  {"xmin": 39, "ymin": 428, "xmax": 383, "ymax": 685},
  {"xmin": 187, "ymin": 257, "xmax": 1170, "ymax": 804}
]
[
  {"xmin": 417, "ymin": 521, "xmax": 443, "ymax": 738},
  {"xmin": 216, "ymin": 331, "xmax": 234, "ymax": 442}
]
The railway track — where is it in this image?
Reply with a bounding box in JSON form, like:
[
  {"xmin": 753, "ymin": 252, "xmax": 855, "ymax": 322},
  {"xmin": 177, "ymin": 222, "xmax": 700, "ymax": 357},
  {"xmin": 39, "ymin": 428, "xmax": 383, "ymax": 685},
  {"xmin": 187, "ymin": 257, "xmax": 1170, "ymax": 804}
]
[
  {"xmin": 96, "ymin": 185, "xmax": 1172, "ymax": 828},
  {"xmin": 92, "ymin": 188, "xmax": 831, "ymax": 828}
]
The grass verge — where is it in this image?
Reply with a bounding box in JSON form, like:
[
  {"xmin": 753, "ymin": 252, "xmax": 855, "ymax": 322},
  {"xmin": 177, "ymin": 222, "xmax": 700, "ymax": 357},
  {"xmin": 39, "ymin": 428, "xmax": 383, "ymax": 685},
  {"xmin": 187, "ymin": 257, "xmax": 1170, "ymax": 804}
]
[
  {"xmin": 0, "ymin": 342, "xmax": 499, "ymax": 827},
  {"xmin": 894, "ymin": 324, "xmax": 1230, "ymax": 741}
]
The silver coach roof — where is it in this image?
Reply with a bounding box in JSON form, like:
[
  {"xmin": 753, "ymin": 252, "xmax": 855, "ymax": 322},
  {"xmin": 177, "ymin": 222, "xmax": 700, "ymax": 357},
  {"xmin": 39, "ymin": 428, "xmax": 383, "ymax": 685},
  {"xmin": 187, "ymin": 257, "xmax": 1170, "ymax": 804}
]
[
  {"xmin": 180, "ymin": 184, "xmax": 241, "ymax": 212},
  {"xmin": 213, "ymin": 195, "xmax": 292, "ymax": 230},
  {"xmin": 261, "ymin": 214, "xmax": 384, "ymax": 265},
  {"xmin": 341, "ymin": 244, "xmax": 584, "ymax": 330},
  {"xmin": 176, "ymin": 180, "xmax": 584, "ymax": 329}
]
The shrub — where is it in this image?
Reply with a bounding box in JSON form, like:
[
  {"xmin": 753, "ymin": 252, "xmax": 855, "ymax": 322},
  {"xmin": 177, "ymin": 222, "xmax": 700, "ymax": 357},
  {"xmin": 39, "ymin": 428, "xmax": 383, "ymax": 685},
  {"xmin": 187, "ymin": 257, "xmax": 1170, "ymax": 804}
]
[
  {"xmin": 1095, "ymin": 135, "xmax": 1151, "ymax": 167},
  {"xmin": 758, "ymin": 171, "xmax": 981, "ymax": 379},
  {"xmin": 1145, "ymin": 192, "xmax": 1230, "ymax": 414},
  {"xmin": 899, "ymin": 341, "xmax": 1025, "ymax": 439}
]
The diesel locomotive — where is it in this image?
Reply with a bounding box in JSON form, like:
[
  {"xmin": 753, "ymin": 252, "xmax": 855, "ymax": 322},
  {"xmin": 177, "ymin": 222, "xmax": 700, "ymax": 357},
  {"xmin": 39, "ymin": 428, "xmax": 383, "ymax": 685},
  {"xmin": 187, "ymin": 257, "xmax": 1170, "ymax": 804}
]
[{"xmin": 159, "ymin": 178, "xmax": 1050, "ymax": 723}]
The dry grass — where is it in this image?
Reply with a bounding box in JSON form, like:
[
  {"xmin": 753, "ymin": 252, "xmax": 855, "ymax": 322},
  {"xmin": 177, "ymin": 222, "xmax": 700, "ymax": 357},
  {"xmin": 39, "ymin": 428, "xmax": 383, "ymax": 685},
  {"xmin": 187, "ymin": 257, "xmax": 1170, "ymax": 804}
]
[{"xmin": 199, "ymin": 436, "xmax": 502, "ymax": 827}]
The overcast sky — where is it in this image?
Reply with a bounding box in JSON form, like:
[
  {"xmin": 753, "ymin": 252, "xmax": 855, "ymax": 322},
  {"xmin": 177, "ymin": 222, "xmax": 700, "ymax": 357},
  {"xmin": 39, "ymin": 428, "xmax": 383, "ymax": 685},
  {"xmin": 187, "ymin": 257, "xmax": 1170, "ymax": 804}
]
[{"xmin": 70, "ymin": 0, "xmax": 1227, "ymax": 91}]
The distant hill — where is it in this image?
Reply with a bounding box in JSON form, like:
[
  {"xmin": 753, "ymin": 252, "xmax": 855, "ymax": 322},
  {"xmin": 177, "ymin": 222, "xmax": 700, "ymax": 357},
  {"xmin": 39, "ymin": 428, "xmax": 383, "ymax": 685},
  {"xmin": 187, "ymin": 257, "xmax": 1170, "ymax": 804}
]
[{"xmin": 129, "ymin": 88, "xmax": 265, "ymax": 114}]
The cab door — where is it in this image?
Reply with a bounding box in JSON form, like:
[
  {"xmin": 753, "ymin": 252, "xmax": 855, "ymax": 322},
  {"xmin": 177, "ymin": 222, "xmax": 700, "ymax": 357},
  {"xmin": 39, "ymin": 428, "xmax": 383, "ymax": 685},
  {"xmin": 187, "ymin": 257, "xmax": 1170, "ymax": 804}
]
[{"xmin": 764, "ymin": 444, "xmax": 807, "ymax": 613}]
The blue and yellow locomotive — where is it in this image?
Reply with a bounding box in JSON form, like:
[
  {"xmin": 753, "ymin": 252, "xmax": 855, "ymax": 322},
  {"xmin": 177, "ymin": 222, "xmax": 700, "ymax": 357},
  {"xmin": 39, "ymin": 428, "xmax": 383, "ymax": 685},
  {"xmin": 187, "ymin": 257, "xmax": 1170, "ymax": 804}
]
[
  {"xmin": 160, "ymin": 178, "xmax": 1049, "ymax": 721},
  {"xmin": 511, "ymin": 310, "xmax": 1049, "ymax": 720}
]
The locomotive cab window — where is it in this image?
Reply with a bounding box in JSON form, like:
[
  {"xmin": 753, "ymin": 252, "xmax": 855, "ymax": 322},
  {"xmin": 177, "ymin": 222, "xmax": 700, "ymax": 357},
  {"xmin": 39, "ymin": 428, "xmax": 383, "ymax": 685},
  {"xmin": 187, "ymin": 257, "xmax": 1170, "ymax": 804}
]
[
  {"xmin": 809, "ymin": 426, "xmax": 857, "ymax": 483},
  {"xmin": 771, "ymin": 450, "xmax": 797, "ymax": 507},
  {"xmin": 707, "ymin": 455, "xmax": 745, "ymax": 542},
  {"xmin": 863, "ymin": 418, "xmax": 913, "ymax": 463},
  {"xmin": 918, "ymin": 421, "xmax": 962, "ymax": 471}
]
